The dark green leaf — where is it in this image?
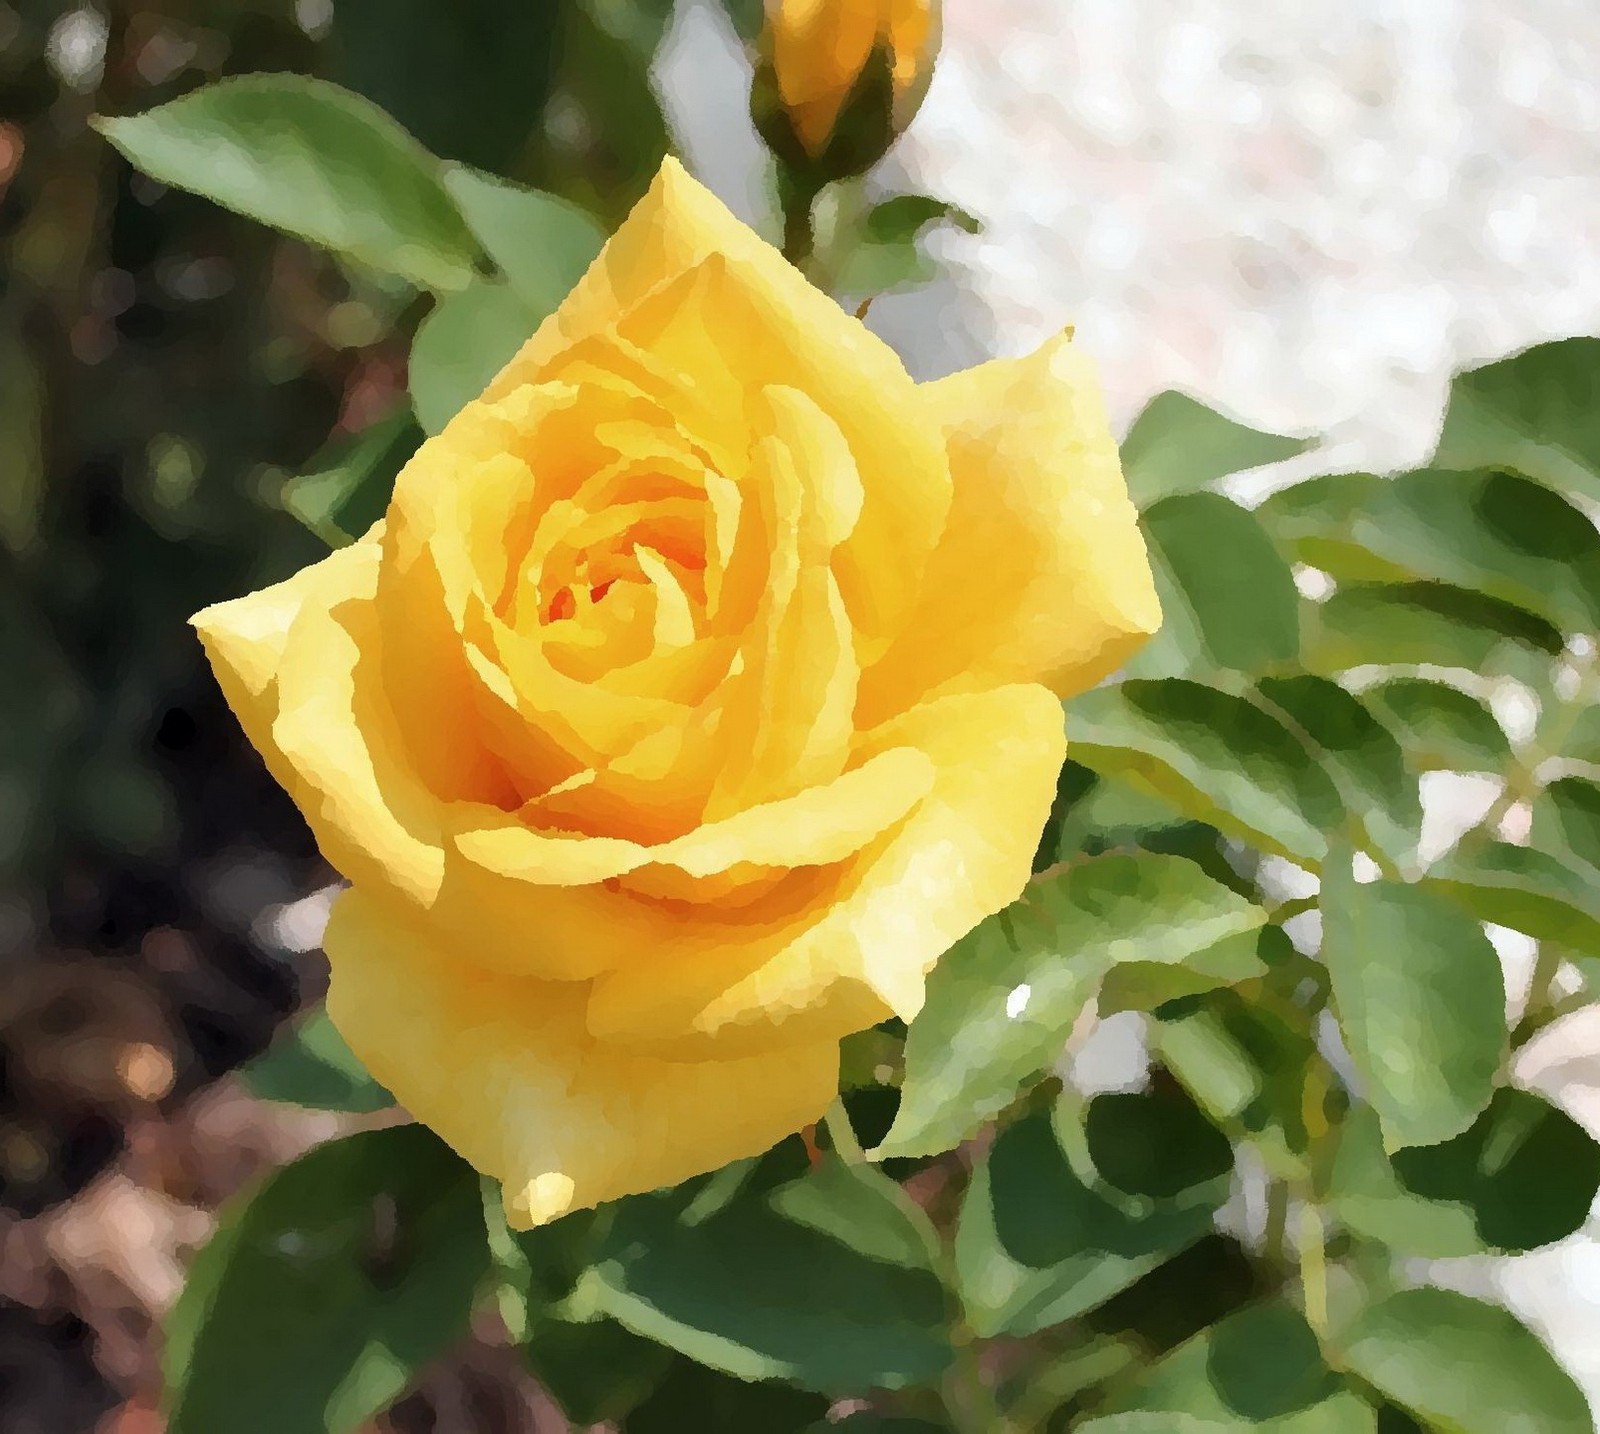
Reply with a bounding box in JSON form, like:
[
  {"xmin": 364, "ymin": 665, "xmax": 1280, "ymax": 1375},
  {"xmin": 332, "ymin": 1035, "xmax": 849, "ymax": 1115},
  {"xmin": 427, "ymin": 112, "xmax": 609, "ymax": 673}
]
[
  {"xmin": 1253, "ymin": 675, "xmax": 1420, "ymax": 867},
  {"xmin": 96, "ymin": 76, "xmax": 478, "ymax": 292},
  {"xmin": 163, "ymin": 1126, "xmax": 487, "ymax": 1434},
  {"xmin": 1321, "ymin": 857, "xmax": 1504, "ymax": 1149},
  {"xmin": 521, "ymin": 1315, "xmax": 671, "ymax": 1426},
  {"xmin": 1120, "ymin": 391, "xmax": 1312, "ymax": 508},
  {"xmin": 1085, "ymin": 1086, "xmax": 1234, "ymax": 1201},
  {"xmin": 628, "ymin": 1358, "xmax": 830, "ymax": 1434},
  {"xmin": 1426, "ymin": 840, "xmax": 1600, "ymax": 956},
  {"xmin": 1359, "ymin": 678, "xmax": 1511, "ymax": 774},
  {"xmin": 1129, "ymin": 494, "xmax": 1301, "ymax": 678},
  {"xmin": 1301, "ymin": 581, "xmax": 1561, "ymax": 685},
  {"xmin": 242, "ymin": 1008, "xmax": 394, "ymax": 1114},
  {"xmin": 1338, "ymin": 1288, "xmax": 1591, "ymax": 1433},
  {"xmin": 441, "ymin": 166, "xmax": 606, "ymax": 315},
  {"xmin": 581, "ymin": 1167, "xmax": 951, "ymax": 1394},
  {"xmin": 409, "ymin": 281, "xmax": 543, "ymax": 434},
  {"xmin": 881, "ymin": 854, "xmax": 1267, "ymax": 1159},
  {"xmin": 953, "ymin": 1107, "xmax": 1222, "ymax": 1338},
  {"xmin": 1066, "ymin": 679, "xmax": 1346, "ymax": 866},
  {"xmin": 280, "ymin": 409, "xmax": 420, "ymax": 548},
  {"xmin": 1109, "ymin": 1301, "xmax": 1347, "ymax": 1425},
  {"xmin": 1331, "ymin": 1090, "xmax": 1600, "ymax": 1257},
  {"xmin": 327, "ymin": 0, "xmax": 561, "ymax": 172},
  {"xmin": 1434, "ymin": 337, "xmax": 1600, "ymax": 507},
  {"xmin": 1260, "ymin": 469, "xmax": 1600, "ymax": 636},
  {"xmin": 1534, "ymin": 777, "xmax": 1600, "ymax": 879}
]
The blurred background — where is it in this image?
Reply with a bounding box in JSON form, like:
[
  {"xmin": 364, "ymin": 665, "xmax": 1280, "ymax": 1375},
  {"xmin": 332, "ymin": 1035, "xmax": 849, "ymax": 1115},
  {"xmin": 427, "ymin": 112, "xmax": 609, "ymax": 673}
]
[{"xmin": 4, "ymin": 1, "xmax": 1600, "ymax": 1430}]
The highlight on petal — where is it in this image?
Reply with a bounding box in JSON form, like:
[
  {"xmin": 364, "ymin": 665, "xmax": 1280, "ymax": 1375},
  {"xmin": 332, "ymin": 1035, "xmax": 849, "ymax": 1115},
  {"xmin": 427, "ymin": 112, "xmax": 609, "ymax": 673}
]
[
  {"xmin": 322, "ymin": 885, "xmax": 839, "ymax": 1230},
  {"xmin": 858, "ymin": 332, "xmax": 1162, "ymax": 726},
  {"xmin": 585, "ymin": 682, "xmax": 1068, "ymax": 1056}
]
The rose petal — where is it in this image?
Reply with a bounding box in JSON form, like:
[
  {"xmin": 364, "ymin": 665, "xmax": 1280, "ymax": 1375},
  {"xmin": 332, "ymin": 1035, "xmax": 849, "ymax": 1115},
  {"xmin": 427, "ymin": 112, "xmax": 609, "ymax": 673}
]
[
  {"xmin": 322, "ymin": 886, "xmax": 838, "ymax": 1230},
  {"xmin": 858, "ymin": 332, "xmax": 1162, "ymax": 725},
  {"xmin": 585, "ymin": 683, "xmax": 1067, "ymax": 1054}
]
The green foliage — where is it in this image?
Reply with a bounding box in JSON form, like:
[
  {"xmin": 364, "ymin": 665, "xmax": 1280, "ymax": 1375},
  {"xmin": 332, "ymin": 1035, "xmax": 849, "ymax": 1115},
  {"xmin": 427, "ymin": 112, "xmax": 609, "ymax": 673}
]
[
  {"xmin": 1120, "ymin": 390, "xmax": 1312, "ymax": 507},
  {"xmin": 1336, "ymin": 1288, "xmax": 1592, "ymax": 1433},
  {"xmin": 96, "ymin": 75, "xmax": 480, "ymax": 292},
  {"xmin": 881, "ymin": 854, "xmax": 1267, "ymax": 1158},
  {"xmin": 1321, "ymin": 855, "xmax": 1504, "ymax": 1149},
  {"xmin": 241, "ymin": 1007, "xmax": 395, "ymax": 1113},
  {"xmin": 162, "ymin": 1127, "xmax": 487, "ymax": 1434},
  {"xmin": 1130, "ymin": 493, "xmax": 1301, "ymax": 677}
]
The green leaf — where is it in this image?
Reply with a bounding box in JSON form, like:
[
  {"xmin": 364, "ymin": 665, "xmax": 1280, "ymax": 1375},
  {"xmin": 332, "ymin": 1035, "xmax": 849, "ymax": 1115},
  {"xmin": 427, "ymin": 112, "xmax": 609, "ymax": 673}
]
[
  {"xmin": 1155, "ymin": 991, "xmax": 1323, "ymax": 1178},
  {"xmin": 769, "ymin": 1158, "xmax": 942, "ymax": 1271},
  {"xmin": 1301, "ymin": 581, "xmax": 1561, "ymax": 685},
  {"xmin": 1110, "ymin": 1301, "xmax": 1355, "ymax": 1427},
  {"xmin": 1434, "ymin": 337, "xmax": 1600, "ymax": 507},
  {"xmin": 1425, "ymin": 840, "xmax": 1600, "ymax": 956},
  {"xmin": 1252, "ymin": 675, "xmax": 1421, "ymax": 866},
  {"xmin": 1260, "ymin": 469, "xmax": 1600, "ymax": 637},
  {"xmin": 1535, "ymin": 777, "xmax": 1600, "ymax": 878},
  {"xmin": 1330, "ymin": 1090, "xmax": 1600, "ymax": 1258},
  {"xmin": 441, "ymin": 166, "xmax": 606, "ymax": 315},
  {"xmin": 521, "ymin": 1315, "xmax": 671, "ymax": 1426},
  {"xmin": 1085, "ymin": 1085, "xmax": 1235, "ymax": 1201},
  {"xmin": 581, "ymin": 1166, "xmax": 951, "ymax": 1394},
  {"xmin": 1359, "ymin": 678, "xmax": 1511, "ymax": 774},
  {"xmin": 806, "ymin": 1416, "xmax": 947, "ymax": 1433},
  {"xmin": 1338, "ymin": 1287, "xmax": 1591, "ymax": 1433},
  {"xmin": 241, "ymin": 1007, "xmax": 395, "ymax": 1114},
  {"xmin": 824, "ymin": 194, "xmax": 979, "ymax": 297},
  {"xmin": 1129, "ymin": 494, "xmax": 1301, "ymax": 678},
  {"xmin": 628, "ymin": 1359, "xmax": 829, "ymax": 1434},
  {"xmin": 95, "ymin": 76, "xmax": 478, "ymax": 292},
  {"xmin": 409, "ymin": 280, "xmax": 542, "ymax": 434},
  {"xmin": 1549, "ymin": 707, "xmax": 1600, "ymax": 768},
  {"xmin": 1099, "ymin": 925, "xmax": 1285, "ymax": 1016},
  {"xmin": 1120, "ymin": 391, "xmax": 1312, "ymax": 508},
  {"xmin": 280, "ymin": 409, "xmax": 420, "ymax": 548},
  {"xmin": 1321, "ymin": 857, "xmax": 1504, "ymax": 1149},
  {"xmin": 1066, "ymin": 679, "xmax": 1346, "ymax": 866},
  {"xmin": 163, "ymin": 1126, "xmax": 487, "ymax": 1434},
  {"xmin": 881, "ymin": 853, "xmax": 1267, "ymax": 1159},
  {"xmin": 953, "ymin": 1105, "xmax": 1223, "ymax": 1338}
]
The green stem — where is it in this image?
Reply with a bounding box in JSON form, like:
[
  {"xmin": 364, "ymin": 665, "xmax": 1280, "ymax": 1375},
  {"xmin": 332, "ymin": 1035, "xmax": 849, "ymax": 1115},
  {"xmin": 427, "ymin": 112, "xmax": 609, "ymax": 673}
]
[{"xmin": 824, "ymin": 1099, "xmax": 865, "ymax": 1164}]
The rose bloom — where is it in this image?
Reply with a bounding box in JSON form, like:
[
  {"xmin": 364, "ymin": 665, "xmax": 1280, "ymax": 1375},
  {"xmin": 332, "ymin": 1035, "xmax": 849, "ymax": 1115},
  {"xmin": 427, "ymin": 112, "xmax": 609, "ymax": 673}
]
[{"xmin": 194, "ymin": 159, "xmax": 1158, "ymax": 1228}]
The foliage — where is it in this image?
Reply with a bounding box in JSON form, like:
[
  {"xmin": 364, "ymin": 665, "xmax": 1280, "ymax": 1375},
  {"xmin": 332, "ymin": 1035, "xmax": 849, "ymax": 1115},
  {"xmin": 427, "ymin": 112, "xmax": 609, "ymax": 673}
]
[{"xmin": 75, "ymin": 11, "xmax": 1600, "ymax": 1433}]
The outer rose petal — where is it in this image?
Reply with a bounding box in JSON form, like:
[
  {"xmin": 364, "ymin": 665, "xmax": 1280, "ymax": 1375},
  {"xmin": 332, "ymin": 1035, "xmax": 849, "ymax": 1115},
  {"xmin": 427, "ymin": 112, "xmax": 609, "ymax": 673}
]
[
  {"xmin": 857, "ymin": 333, "xmax": 1162, "ymax": 726},
  {"xmin": 483, "ymin": 159, "xmax": 951, "ymax": 663},
  {"xmin": 322, "ymin": 885, "xmax": 839, "ymax": 1230},
  {"xmin": 585, "ymin": 683, "xmax": 1068, "ymax": 1056}
]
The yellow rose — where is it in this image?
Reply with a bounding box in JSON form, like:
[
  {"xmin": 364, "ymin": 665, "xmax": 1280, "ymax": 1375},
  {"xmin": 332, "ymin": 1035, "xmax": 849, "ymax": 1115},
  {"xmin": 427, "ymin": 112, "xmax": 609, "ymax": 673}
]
[
  {"xmin": 766, "ymin": 0, "xmax": 939, "ymax": 159},
  {"xmin": 193, "ymin": 158, "xmax": 1159, "ymax": 1229}
]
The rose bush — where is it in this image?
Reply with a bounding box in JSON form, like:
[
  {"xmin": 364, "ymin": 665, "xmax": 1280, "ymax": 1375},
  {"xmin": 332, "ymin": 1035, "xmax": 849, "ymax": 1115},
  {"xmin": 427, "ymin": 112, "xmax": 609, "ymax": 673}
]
[{"xmin": 193, "ymin": 157, "xmax": 1159, "ymax": 1228}]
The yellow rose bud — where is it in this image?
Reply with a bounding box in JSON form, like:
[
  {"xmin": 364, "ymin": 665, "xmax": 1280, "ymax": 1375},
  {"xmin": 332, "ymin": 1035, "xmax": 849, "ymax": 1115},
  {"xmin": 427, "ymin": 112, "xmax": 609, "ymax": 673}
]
[
  {"xmin": 765, "ymin": 0, "xmax": 939, "ymax": 163},
  {"xmin": 192, "ymin": 158, "xmax": 1159, "ymax": 1229}
]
